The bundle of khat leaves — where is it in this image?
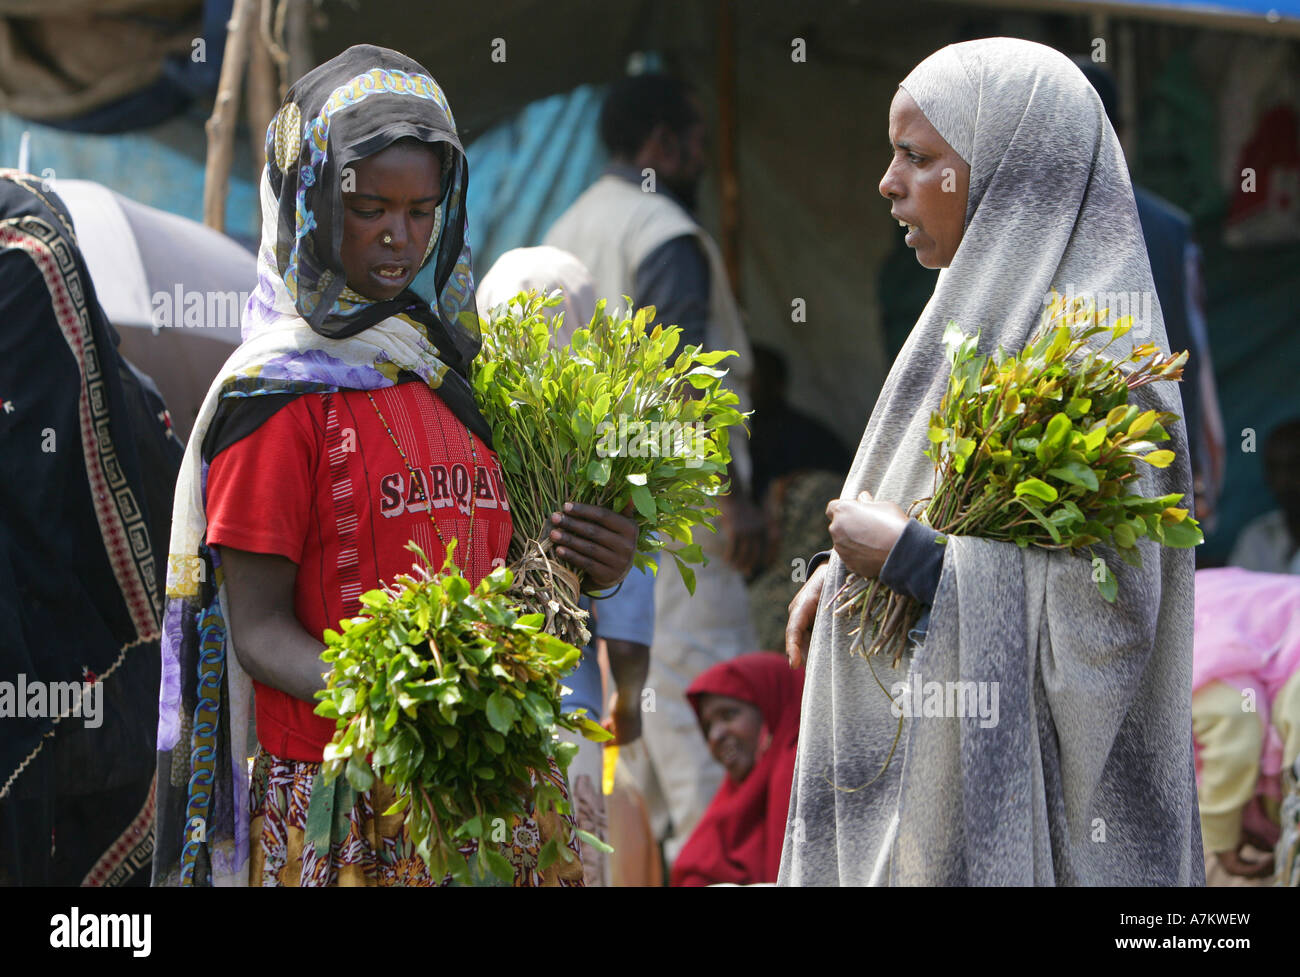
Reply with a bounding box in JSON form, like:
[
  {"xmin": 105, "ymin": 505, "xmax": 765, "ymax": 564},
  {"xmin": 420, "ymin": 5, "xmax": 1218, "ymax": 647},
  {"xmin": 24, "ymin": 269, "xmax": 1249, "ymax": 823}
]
[
  {"xmin": 471, "ymin": 290, "xmax": 746, "ymax": 646},
  {"xmin": 836, "ymin": 291, "xmax": 1203, "ymax": 665},
  {"xmin": 315, "ymin": 539, "xmax": 610, "ymax": 884}
]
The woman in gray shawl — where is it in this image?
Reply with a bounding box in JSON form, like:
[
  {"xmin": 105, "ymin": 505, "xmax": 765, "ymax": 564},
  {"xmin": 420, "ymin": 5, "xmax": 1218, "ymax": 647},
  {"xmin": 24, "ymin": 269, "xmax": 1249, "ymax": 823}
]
[{"xmin": 781, "ymin": 38, "xmax": 1203, "ymax": 885}]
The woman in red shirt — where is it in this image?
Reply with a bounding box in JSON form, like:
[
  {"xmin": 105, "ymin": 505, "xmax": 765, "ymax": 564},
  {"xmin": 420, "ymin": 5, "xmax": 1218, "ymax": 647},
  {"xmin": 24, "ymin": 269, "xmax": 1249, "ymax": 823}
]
[
  {"xmin": 154, "ymin": 45, "xmax": 635, "ymax": 887},
  {"xmin": 671, "ymin": 653, "xmax": 804, "ymax": 886}
]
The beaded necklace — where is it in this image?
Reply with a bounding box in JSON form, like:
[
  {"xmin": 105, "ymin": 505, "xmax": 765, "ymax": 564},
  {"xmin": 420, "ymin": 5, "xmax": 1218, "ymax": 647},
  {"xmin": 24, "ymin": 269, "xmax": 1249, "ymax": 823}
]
[{"xmin": 366, "ymin": 389, "xmax": 479, "ymax": 568}]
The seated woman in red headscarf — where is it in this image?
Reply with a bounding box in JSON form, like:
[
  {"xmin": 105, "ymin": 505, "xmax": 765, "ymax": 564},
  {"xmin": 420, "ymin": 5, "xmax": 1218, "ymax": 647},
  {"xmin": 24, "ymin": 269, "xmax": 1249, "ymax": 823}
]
[{"xmin": 670, "ymin": 652, "xmax": 805, "ymax": 886}]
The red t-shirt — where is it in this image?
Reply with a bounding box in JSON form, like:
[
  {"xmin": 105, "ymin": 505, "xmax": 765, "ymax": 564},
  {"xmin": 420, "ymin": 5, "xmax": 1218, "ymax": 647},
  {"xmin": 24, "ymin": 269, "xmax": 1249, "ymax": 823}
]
[{"xmin": 205, "ymin": 382, "xmax": 513, "ymax": 762}]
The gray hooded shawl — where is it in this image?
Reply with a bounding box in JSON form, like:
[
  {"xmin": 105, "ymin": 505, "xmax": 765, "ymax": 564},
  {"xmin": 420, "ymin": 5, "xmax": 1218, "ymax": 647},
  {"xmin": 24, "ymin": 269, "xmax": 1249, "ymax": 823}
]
[{"xmin": 779, "ymin": 38, "xmax": 1203, "ymax": 886}]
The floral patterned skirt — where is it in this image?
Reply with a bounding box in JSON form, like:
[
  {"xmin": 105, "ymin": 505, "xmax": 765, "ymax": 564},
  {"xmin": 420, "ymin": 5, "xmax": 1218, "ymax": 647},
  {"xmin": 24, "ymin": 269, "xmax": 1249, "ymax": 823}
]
[{"xmin": 248, "ymin": 747, "xmax": 584, "ymax": 886}]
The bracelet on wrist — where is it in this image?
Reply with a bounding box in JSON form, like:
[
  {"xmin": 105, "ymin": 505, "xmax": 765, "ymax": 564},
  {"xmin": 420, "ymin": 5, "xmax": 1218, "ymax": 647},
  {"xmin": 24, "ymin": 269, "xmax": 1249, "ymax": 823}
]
[{"xmin": 587, "ymin": 576, "xmax": 626, "ymax": 599}]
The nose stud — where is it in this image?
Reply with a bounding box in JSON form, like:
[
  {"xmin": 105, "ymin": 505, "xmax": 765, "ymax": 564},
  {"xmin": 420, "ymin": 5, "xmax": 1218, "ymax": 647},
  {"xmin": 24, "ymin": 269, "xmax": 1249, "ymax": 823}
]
[{"xmin": 382, "ymin": 232, "xmax": 393, "ymax": 245}]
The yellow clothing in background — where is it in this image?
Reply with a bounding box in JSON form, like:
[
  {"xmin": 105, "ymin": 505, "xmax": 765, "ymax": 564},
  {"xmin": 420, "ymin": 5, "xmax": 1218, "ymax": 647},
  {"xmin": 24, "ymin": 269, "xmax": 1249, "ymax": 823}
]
[{"xmin": 1192, "ymin": 673, "xmax": 1300, "ymax": 853}]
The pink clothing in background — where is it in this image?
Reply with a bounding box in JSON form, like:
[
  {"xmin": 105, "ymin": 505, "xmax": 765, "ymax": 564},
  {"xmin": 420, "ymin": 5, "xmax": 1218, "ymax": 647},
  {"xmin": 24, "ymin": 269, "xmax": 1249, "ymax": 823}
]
[{"xmin": 1193, "ymin": 567, "xmax": 1300, "ymax": 797}]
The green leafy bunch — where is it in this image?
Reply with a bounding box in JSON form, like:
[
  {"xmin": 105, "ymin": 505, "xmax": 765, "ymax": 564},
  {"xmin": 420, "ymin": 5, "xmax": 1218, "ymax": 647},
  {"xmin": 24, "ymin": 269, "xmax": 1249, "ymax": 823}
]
[
  {"xmin": 471, "ymin": 290, "xmax": 746, "ymax": 643},
  {"xmin": 837, "ymin": 291, "xmax": 1203, "ymax": 664},
  {"xmin": 314, "ymin": 539, "xmax": 611, "ymax": 884}
]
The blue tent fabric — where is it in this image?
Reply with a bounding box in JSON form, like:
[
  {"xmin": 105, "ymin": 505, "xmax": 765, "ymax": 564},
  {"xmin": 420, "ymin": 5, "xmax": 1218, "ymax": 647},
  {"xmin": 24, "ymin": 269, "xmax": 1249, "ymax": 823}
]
[
  {"xmin": 464, "ymin": 85, "xmax": 608, "ymax": 273},
  {"xmin": 0, "ymin": 110, "xmax": 259, "ymax": 240},
  {"xmin": 1110, "ymin": 0, "xmax": 1300, "ymax": 18}
]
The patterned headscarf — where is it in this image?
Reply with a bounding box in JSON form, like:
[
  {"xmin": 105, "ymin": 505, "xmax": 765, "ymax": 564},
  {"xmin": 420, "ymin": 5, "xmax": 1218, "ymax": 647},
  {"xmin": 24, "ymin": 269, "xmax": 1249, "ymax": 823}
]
[
  {"xmin": 260, "ymin": 43, "xmax": 479, "ymax": 359},
  {"xmin": 153, "ymin": 46, "xmax": 488, "ymax": 886}
]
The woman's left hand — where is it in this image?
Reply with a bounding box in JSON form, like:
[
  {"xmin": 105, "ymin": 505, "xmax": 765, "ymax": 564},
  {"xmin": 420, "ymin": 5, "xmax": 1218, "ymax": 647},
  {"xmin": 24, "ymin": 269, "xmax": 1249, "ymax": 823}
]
[
  {"xmin": 826, "ymin": 490, "xmax": 909, "ymax": 579},
  {"xmin": 550, "ymin": 502, "xmax": 638, "ymax": 592}
]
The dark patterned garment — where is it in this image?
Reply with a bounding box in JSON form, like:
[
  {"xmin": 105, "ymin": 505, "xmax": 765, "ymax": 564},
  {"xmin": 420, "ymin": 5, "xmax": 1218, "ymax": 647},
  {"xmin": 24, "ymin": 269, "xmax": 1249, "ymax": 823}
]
[{"xmin": 0, "ymin": 170, "xmax": 180, "ymax": 885}]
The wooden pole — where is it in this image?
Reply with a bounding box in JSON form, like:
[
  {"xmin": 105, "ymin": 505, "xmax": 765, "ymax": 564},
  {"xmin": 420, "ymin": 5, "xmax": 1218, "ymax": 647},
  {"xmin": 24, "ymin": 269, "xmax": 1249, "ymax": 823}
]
[
  {"xmin": 203, "ymin": 0, "xmax": 258, "ymax": 231},
  {"xmin": 259, "ymin": 0, "xmax": 292, "ymax": 99},
  {"xmin": 285, "ymin": 0, "xmax": 314, "ymax": 93},
  {"xmin": 247, "ymin": 1, "xmax": 279, "ymax": 180},
  {"xmin": 716, "ymin": 0, "xmax": 741, "ymax": 298}
]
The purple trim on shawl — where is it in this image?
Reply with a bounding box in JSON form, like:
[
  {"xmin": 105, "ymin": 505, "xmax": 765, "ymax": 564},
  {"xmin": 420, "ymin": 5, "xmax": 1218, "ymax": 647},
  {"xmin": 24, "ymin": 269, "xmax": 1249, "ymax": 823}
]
[
  {"xmin": 241, "ymin": 264, "xmax": 286, "ymax": 342},
  {"xmin": 157, "ymin": 597, "xmax": 185, "ymax": 752},
  {"xmin": 259, "ymin": 348, "xmax": 388, "ymax": 389},
  {"xmin": 224, "ymin": 744, "xmax": 250, "ymax": 880}
]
